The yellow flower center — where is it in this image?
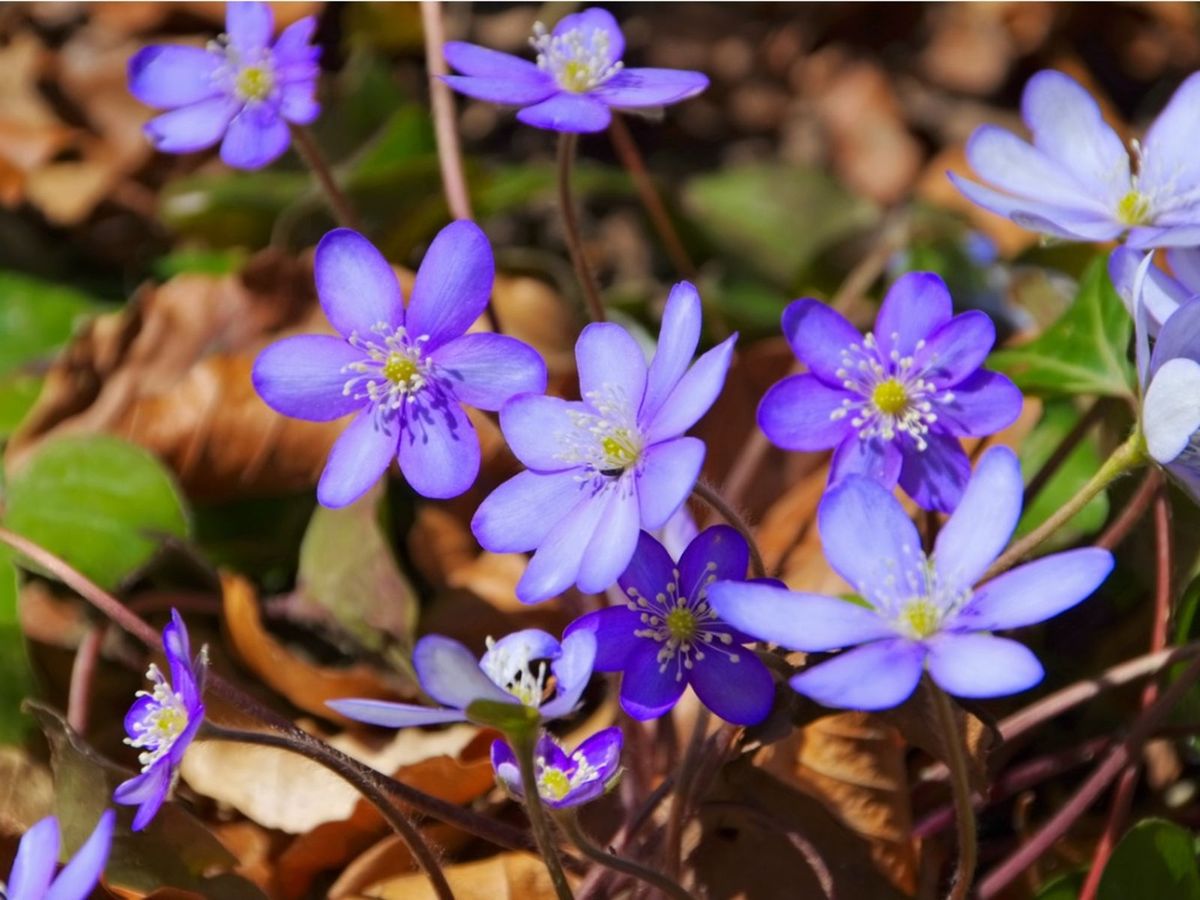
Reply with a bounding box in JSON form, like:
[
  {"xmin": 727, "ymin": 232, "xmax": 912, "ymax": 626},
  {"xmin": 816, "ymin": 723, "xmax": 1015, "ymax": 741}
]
[
  {"xmin": 560, "ymin": 60, "xmax": 593, "ymax": 93},
  {"xmin": 900, "ymin": 598, "xmax": 941, "ymax": 639},
  {"xmin": 383, "ymin": 352, "xmax": 420, "ymax": 386},
  {"xmin": 538, "ymin": 767, "xmax": 572, "ymax": 801},
  {"xmin": 600, "ymin": 429, "xmax": 641, "ymax": 471},
  {"xmin": 1117, "ymin": 190, "xmax": 1151, "ymax": 226},
  {"xmin": 236, "ymin": 64, "xmax": 274, "ymax": 101},
  {"xmin": 665, "ymin": 607, "xmax": 698, "ymax": 642},
  {"xmin": 872, "ymin": 378, "xmax": 909, "ymax": 416}
]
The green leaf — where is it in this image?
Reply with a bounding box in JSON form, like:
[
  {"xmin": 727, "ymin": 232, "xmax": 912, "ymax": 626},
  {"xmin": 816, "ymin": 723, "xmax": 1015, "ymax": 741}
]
[
  {"xmin": 3, "ymin": 435, "xmax": 190, "ymax": 591},
  {"xmin": 1098, "ymin": 819, "xmax": 1200, "ymax": 900},
  {"xmin": 990, "ymin": 258, "xmax": 1135, "ymax": 398},
  {"xmin": 682, "ymin": 163, "xmax": 878, "ymax": 286},
  {"xmin": 0, "ymin": 547, "xmax": 33, "ymax": 744},
  {"xmin": 152, "ymin": 247, "xmax": 248, "ymax": 279},
  {"xmin": 1036, "ymin": 871, "xmax": 1083, "ymax": 900},
  {"xmin": 0, "ymin": 372, "xmax": 42, "ymax": 439},
  {"xmin": 159, "ymin": 171, "xmax": 309, "ymax": 248},
  {"xmin": 0, "ymin": 271, "xmax": 104, "ymax": 375}
]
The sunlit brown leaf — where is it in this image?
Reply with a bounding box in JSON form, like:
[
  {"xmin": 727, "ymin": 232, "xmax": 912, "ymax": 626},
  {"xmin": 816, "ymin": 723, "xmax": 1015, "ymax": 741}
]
[
  {"xmin": 0, "ymin": 746, "xmax": 54, "ymax": 836},
  {"xmin": 329, "ymin": 825, "xmax": 470, "ymax": 899},
  {"xmin": 348, "ymin": 852, "xmax": 567, "ymax": 900}
]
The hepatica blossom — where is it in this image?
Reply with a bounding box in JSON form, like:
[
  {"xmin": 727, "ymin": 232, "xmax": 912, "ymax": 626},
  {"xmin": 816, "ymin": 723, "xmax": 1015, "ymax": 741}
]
[
  {"xmin": 329, "ymin": 629, "xmax": 596, "ymax": 728},
  {"xmin": 1110, "ymin": 245, "xmax": 1200, "ymax": 337},
  {"xmin": 443, "ymin": 7, "xmax": 708, "ymax": 133},
  {"xmin": 566, "ymin": 526, "xmax": 774, "ymax": 725},
  {"xmin": 253, "ymin": 224, "xmax": 546, "ymax": 506},
  {"xmin": 491, "ymin": 727, "xmax": 623, "ymax": 809},
  {"xmin": 758, "ymin": 272, "xmax": 1021, "ymax": 512},
  {"xmin": 5, "ymin": 811, "xmax": 114, "ymax": 900},
  {"xmin": 950, "ymin": 69, "xmax": 1200, "ymax": 248},
  {"xmin": 710, "ymin": 447, "xmax": 1114, "ymax": 711},
  {"xmin": 472, "ymin": 281, "xmax": 735, "ymax": 603},
  {"xmin": 115, "ymin": 611, "xmax": 207, "ymax": 831},
  {"xmin": 128, "ymin": 2, "xmax": 320, "ymax": 170}
]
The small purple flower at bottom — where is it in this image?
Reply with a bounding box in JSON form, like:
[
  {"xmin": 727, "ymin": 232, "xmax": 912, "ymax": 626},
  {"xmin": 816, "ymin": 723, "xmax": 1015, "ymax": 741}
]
[
  {"xmin": 709, "ymin": 447, "xmax": 1114, "ymax": 711},
  {"xmin": 491, "ymin": 727, "xmax": 623, "ymax": 809},
  {"xmin": 128, "ymin": 2, "xmax": 320, "ymax": 170},
  {"xmin": 253, "ymin": 224, "xmax": 546, "ymax": 507},
  {"xmin": 115, "ymin": 610, "xmax": 207, "ymax": 831},
  {"xmin": 758, "ymin": 272, "xmax": 1022, "ymax": 512},
  {"xmin": 443, "ymin": 8, "xmax": 707, "ymax": 133},
  {"xmin": 566, "ymin": 526, "xmax": 775, "ymax": 725},
  {"xmin": 6, "ymin": 810, "xmax": 114, "ymax": 900},
  {"xmin": 328, "ymin": 629, "xmax": 596, "ymax": 729}
]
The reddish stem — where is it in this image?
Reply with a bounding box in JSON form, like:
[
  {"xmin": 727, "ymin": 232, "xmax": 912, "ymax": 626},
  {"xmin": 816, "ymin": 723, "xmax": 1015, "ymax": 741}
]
[{"xmin": 66, "ymin": 623, "xmax": 106, "ymax": 736}]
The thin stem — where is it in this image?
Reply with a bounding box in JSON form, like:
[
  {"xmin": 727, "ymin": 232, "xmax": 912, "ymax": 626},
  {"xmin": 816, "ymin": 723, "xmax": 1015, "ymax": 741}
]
[
  {"xmin": 984, "ymin": 429, "xmax": 1148, "ymax": 581},
  {"xmin": 560, "ymin": 812, "xmax": 692, "ymax": 900},
  {"xmin": 930, "ymin": 683, "xmax": 977, "ymax": 900},
  {"xmin": 202, "ymin": 722, "xmax": 454, "ymax": 900},
  {"xmin": 1096, "ymin": 468, "xmax": 1163, "ymax": 550},
  {"xmin": 513, "ymin": 734, "xmax": 574, "ymax": 900},
  {"xmin": 664, "ymin": 708, "xmax": 710, "ymax": 881},
  {"xmin": 556, "ymin": 132, "xmax": 606, "ymax": 323},
  {"xmin": 1022, "ymin": 398, "xmax": 1107, "ymax": 509},
  {"xmin": 289, "ymin": 124, "xmax": 363, "ymax": 231},
  {"xmin": 691, "ymin": 481, "xmax": 766, "ymax": 578},
  {"xmin": 67, "ymin": 623, "xmax": 106, "ymax": 735},
  {"xmin": 421, "ymin": 1, "xmax": 472, "ymax": 222}
]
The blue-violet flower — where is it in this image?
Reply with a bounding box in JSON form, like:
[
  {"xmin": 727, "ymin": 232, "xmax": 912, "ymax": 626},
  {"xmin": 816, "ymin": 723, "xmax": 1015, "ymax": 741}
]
[
  {"xmin": 491, "ymin": 726, "xmax": 623, "ymax": 809},
  {"xmin": 5, "ymin": 810, "xmax": 114, "ymax": 900},
  {"xmin": 128, "ymin": 2, "xmax": 320, "ymax": 170},
  {"xmin": 471, "ymin": 281, "xmax": 735, "ymax": 603},
  {"xmin": 566, "ymin": 526, "xmax": 775, "ymax": 725},
  {"xmin": 253, "ymin": 224, "xmax": 547, "ymax": 507},
  {"xmin": 758, "ymin": 272, "xmax": 1022, "ymax": 512},
  {"xmin": 709, "ymin": 447, "xmax": 1114, "ymax": 711},
  {"xmin": 443, "ymin": 7, "xmax": 708, "ymax": 133},
  {"xmin": 1110, "ymin": 245, "xmax": 1200, "ymax": 338}
]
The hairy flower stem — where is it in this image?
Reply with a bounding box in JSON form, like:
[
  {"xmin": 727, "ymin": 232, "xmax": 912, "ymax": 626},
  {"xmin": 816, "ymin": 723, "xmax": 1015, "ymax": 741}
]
[
  {"xmin": 983, "ymin": 428, "xmax": 1148, "ymax": 581},
  {"xmin": 691, "ymin": 480, "xmax": 766, "ymax": 578},
  {"xmin": 201, "ymin": 722, "xmax": 454, "ymax": 900},
  {"xmin": 930, "ymin": 683, "xmax": 977, "ymax": 900},
  {"xmin": 559, "ymin": 811, "xmax": 692, "ymax": 900},
  {"xmin": 289, "ymin": 124, "xmax": 363, "ymax": 232},
  {"xmin": 511, "ymin": 732, "xmax": 575, "ymax": 899},
  {"xmin": 556, "ymin": 132, "xmax": 606, "ymax": 323}
]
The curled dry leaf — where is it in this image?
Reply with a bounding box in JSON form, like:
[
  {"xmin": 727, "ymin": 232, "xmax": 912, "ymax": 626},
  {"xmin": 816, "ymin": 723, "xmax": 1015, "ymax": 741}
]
[{"xmin": 327, "ymin": 825, "xmax": 468, "ymax": 899}]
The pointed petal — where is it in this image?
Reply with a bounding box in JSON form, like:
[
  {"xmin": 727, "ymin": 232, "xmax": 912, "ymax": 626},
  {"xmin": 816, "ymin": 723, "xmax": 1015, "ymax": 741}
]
[
  {"xmin": 144, "ymin": 97, "xmax": 238, "ymax": 153},
  {"xmin": 757, "ymin": 374, "xmax": 852, "ymax": 451},
  {"xmin": 326, "ymin": 699, "xmax": 469, "ymax": 728},
  {"xmin": 875, "ymin": 272, "xmax": 953, "ymax": 360},
  {"xmin": 128, "ymin": 46, "xmax": 221, "ymax": 108},
  {"xmin": 441, "ymin": 74, "xmax": 557, "ymax": 106},
  {"xmin": 897, "ymin": 432, "xmax": 971, "ymax": 513},
  {"xmin": 552, "ymin": 8, "xmax": 624, "ymax": 62},
  {"xmin": 1152, "ymin": 297, "xmax": 1200, "ymax": 373},
  {"xmin": 472, "ymin": 470, "xmax": 586, "ymax": 553},
  {"xmin": 398, "ymin": 396, "xmax": 479, "ymax": 499},
  {"xmin": 412, "ymin": 634, "xmax": 517, "ymax": 708},
  {"xmin": 616, "ymin": 530, "xmax": 677, "ymax": 606},
  {"xmin": 517, "ymin": 92, "xmax": 612, "ymax": 132},
  {"xmin": 1144, "ymin": 358, "xmax": 1200, "ymax": 464},
  {"xmin": 927, "ymin": 634, "xmax": 1043, "ymax": 698},
  {"xmin": 444, "ymin": 41, "xmax": 545, "ymax": 80},
  {"xmin": 315, "ymin": 229, "xmax": 405, "ymax": 338},
  {"xmin": 690, "ymin": 647, "xmax": 774, "ymax": 725},
  {"xmin": 967, "ymin": 123, "xmax": 1112, "ymax": 211},
  {"xmin": 577, "ymin": 322, "xmax": 648, "ymax": 415},
  {"xmin": 678, "ymin": 524, "xmax": 748, "ymax": 598},
  {"xmin": 8, "ymin": 817, "xmax": 59, "ymax": 900},
  {"xmin": 618, "ymin": 641, "xmax": 685, "ymax": 720},
  {"xmin": 219, "ymin": 103, "xmax": 290, "ymax": 170},
  {"xmin": 517, "ymin": 490, "xmax": 608, "ymax": 603},
  {"xmin": 498, "ymin": 394, "xmax": 584, "ymax": 472},
  {"xmin": 780, "ymin": 298, "xmax": 862, "ymax": 383},
  {"xmin": 829, "ymin": 435, "xmax": 903, "ymax": 487},
  {"xmin": 45, "ymin": 810, "xmax": 114, "ymax": 900},
  {"xmin": 789, "ymin": 639, "xmax": 925, "ymax": 711},
  {"xmin": 593, "ymin": 68, "xmax": 708, "ymax": 107},
  {"xmin": 316, "ymin": 411, "xmax": 399, "ymax": 508},
  {"xmin": 934, "ymin": 371, "xmax": 1023, "ymax": 437},
  {"xmin": 644, "ymin": 334, "xmax": 736, "ymax": 443},
  {"xmin": 1110, "ymin": 246, "xmax": 1184, "ymax": 335},
  {"xmin": 934, "ymin": 445, "xmax": 1023, "ymax": 590},
  {"xmin": 114, "ymin": 764, "xmax": 171, "ymax": 831},
  {"xmin": 274, "ymin": 16, "xmax": 317, "ymax": 60},
  {"xmin": 1140, "ymin": 71, "xmax": 1200, "ymax": 197},
  {"xmin": 636, "ymin": 436, "xmax": 705, "ymax": 530},
  {"xmin": 407, "ymin": 221, "xmax": 495, "ymax": 349},
  {"xmin": 642, "ymin": 282, "xmax": 701, "ymax": 423},
  {"xmin": 708, "ymin": 581, "xmax": 894, "ymax": 652},
  {"xmin": 564, "ymin": 607, "xmax": 644, "ymax": 671},
  {"xmin": 252, "ymin": 335, "xmax": 363, "ymax": 421},
  {"xmin": 947, "ymin": 172, "xmax": 1124, "ymax": 241},
  {"xmin": 817, "ymin": 475, "xmax": 923, "ymax": 597},
  {"xmin": 919, "ymin": 311, "xmax": 995, "ymax": 385},
  {"xmin": 227, "ymin": 2, "xmax": 274, "ymax": 54},
  {"xmin": 431, "ymin": 333, "xmax": 547, "ymax": 412},
  {"xmin": 958, "ymin": 547, "xmax": 1113, "ymax": 631},
  {"xmin": 578, "ymin": 482, "xmax": 641, "ymax": 593},
  {"xmin": 541, "ymin": 630, "xmax": 597, "ymax": 718}
]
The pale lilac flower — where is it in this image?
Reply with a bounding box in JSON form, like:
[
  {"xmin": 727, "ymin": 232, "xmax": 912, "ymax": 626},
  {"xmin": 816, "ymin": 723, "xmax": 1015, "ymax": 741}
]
[
  {"xmin": 443, "ymin": 8, "xmax": 707, "ymax": 133},
  {"xmin": 5, "ymin": 811, "xmax": 114, "ymax": 900},
  {"xmin": 128, "ymin": 2, "xmax": 320, "ymax": 170},
  {"xmin": 471, "ymin": 282, "xmax": 735, "ymax": 603},
  {"xmin": 491, "ymin": 727, "xmax": 623, "ymax": 809},
  {"xmin": 1110, "ymin": 245, "xmax": 1200, "ymax": 337},
  {"xmin": 709, "ymin": 447, "xmax": 1114, "ymax": 711},
  {"xmin": 950, "ymin": 69, "xmax": 1200, "ymax": 248}
]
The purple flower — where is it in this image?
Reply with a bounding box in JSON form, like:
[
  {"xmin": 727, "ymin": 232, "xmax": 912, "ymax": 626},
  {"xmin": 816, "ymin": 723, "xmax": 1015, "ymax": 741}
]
[
  {"xmin": 950, "ymin": 69, "xmax": 1200, "ymax": 248},
  {"xmin": 566, "ymin": 526, "xmax": 775, "ymax": 725},
  {"xmin": 709, "ymin": 447, "xmax": 1114, "ymax": 711},
  {"xmin": 443, "ymin": 7, "xmax": 708, "ymax": 133},
  {"xmin": 758, "ymin": 272, "xmax": 1022, "ymax": 513},
  {"xmin": 114, "ymin": 611, "xmax": 207, "ymax": 831},
  {"xmin": 128, "ymin": 2, "xmax": 320, "ymax": 170},
  {"xmin": 471, "ymin": 282, "xmax": 736, "ymax": 603},
  {"xmin": 1110, "ymin": 245, "xmax": 1200, "ymax": 337},
  {"xmin": 328, "ymin": 629, "xmax": 596, "ymax": 728},
  {"xmin": 491, "ymin": 727, "xmax": 623, "ymax": 809},
  {"xmin": 6, "ymin": 811, "xmax": 114, "ymax": 900},
  {"xmin": 253, "ymin": 224, "xmax": 547, "ymax": 507}
]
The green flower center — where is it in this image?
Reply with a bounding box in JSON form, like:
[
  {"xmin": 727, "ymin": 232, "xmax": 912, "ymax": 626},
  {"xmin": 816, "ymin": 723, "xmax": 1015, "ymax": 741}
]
[
  {"xmin": 236, "ymin": 64, "xmax": 274, "ymax": 101},
  {"xmin": 872, "ymin": 378, "xmax": 909, "ymax": 416},
  {"xmin": 1117, "ymin": 190, "xmax": 1152, "ymax": 226}
]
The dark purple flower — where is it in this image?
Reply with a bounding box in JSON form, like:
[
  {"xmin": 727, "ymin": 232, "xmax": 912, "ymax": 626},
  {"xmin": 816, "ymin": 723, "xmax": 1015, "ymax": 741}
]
[
  {"xmin": 709, "ymin": 447, "xmax": 1114, "ymax": 711},
  {"xmin": 253, "ymin": 224, "xmax": 546, "ymax": 507},
  {"xmin": 950, "ymin": 69, "xmax": 1200, "ymax": 248},
  {"xmin": 1110, "ymin": 245, "xmax": 1200, "ymax": 337},
  {"xmin": 328, "ymin": 629, "xmax": 596, "ymax": 728},
  {"xmin": 114, "ymin": 611, "xmax": 206, "ymax": 831},
  {"xmin": 758, "ymin": 272, "xmax": 1022, "ymax": 512},
  {"xmin": 566, "ymin": 526, "xmax": 775, "ymax": 725},
  {"xmin": 491, "ymin": 726, "xmax": 622, "ymax": 809},
  {"xmin": 6, "ymin": 810, "xmax": 114, "ymax": 900},
  {"xmin": 471, "ymin": 281, "xmax": 735, "ymax": 603},
  {"xmin": 128, "ymin": 2, "xmax": 320, "ymax": 169},
  {"xmin": 443, "ymin": 7, "xmax": 707, "ymax": 133}
]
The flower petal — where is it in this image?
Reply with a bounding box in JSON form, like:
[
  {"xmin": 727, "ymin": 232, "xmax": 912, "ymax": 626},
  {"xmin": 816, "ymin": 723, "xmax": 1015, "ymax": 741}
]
[
  {"xmin": 517, "ymin": 92, "xmax": 612, "ymax": 132},
  {"xmin": 540, "ymin": 629, "xmax": 597, "ymax": 719},
  {"xmin": 927, "ymin": 634, "xmax": 1044, "ymax": 698},
  {"xmin": 45, "ymin": 810, "xmax": 114, "ymax": 900},
  {"xmin": 789, "ymin": 639, "xmax": 926, "ymax": 711},
  {"xmin": 780, "ymin": 298, "xmax": 862, "ymax": 383},
  {"xmin": 897, "ymin": 431, "xmax": 971, "ymax": 513},
  {"xmin": 947, "ymin": 172, "xmax": 1124, "ymax": 242},
  {"xmin": 875, "ymin": 272, "xmax": 953, "ymax": 360},
  {"xmin": 566, "ymin": 726, "xmax": 623, "ymax": 803},
  {"xmin": 1151, "ymin": 297, "xmax": 1200, "ymax": 374},
  {"xmin": 817, "ymin": 475, "xmax": 923, "ymax": 597},
  {"xmin": 644, "ymin": 335, "xmax": 736, "ymax": 444},
  {"xmin": 397, "ymin": 396, "xmax": 479, "ymax": 499},
  {"xmin": 498, "ymin": 394, "xmax": 584, "ymax": 472},
  {"xmin": 220, "ymin": 103, "xmax": 290, "ymax": 170},
  {"xmin": 490, "ymin": 738, "xmax": 522, "ymax": 797},
  {"xmin": 144, "ymin": 97, "xmax": 238, "ymax": 153},
  {"xmin": 1144, "ymin": 358, "xmax": 1200, "ymax": 464},
  {"xmin": 617, "ymin": 530, "xmax": 677, "ymax": 605},
  {"xmin": 957, "ymin": 547, "xmax": 1113, "ymax": 631},
  {"xmin": 416, "ymin": 634, "xmax": 520, "ymax": 707},
  {"xmin": 636, "ymin": 436, "xmax": 705, "ymax": 530},
  {"xmin": 315, "ymin": 229, "xmax": 405, "ymax": 339},
  {"xmin": 325, "ymin": 699, "xmax": 469, "ymax": 728},
  {"xmin": 593, "ymin": 68, "xmax": 708, "ymax": 107},
  {"xmin": 642, "ymin": 282, "xmax": 701, "ymax": 423},
  {"xmin": 252, "ymin": 335, "xmax": 363, "ymax": 421},
  {"xmin": 933, "ymin": 445, "xmax": 1023, "ymax": 590},
  {"xmin": 757, "ymin": 374, "xmax": 851, "ymax": 452},
  {"xmin": 565, "ymin": 607, "xmax": 644, "ymax": 671},
  {"xmin": 128, "ymin": 46, "xmax": 221, "ymax": 108},
  {"xmin": 618, "ymin": 641, "xmax": 685, "ymax": 720},
  {"xmin": 316, "ymin": 411, "xmax": 399, "ymax": 508},
  {"xmin": 518, "ymin": 489, "xmax": 609, "ymax": 603},
  {"xmin": 406, "ymin": 221, "xmax": 495, "ymax": 349},
  {"xmin": 577, "ymin": 322, "xmax": 648, "ymax": 414},
  {"xmin": 829, "ymin": 435, "xmax": 902, "ymax": 487},
  {"xmin": 444, "ymin": 41, "xmax": 546, "ymax": 80},
  {"xmin": 227, "ymin": 1, "xmax": 274, "ymax": 55},
  {"xmin": 578, "ymin": 480, "xmax": 641, "ymax": 593},
  {"xmin": 279, "ymin": 81, "xmax": 320, "ymax": 125},
  {"xmin": 1139, "ymin": 71, "xmax": 1200, "ymax": 199},
  {"xmin": 114, "ymin": 763, "xmax": 172, "ymax": 831},
  {"xmin": 966, "ymin": 124, "xmax": 1106, "ymax": 212},
  {"xmin": 552, "ymin": 7, "xmax": 624, "ymax": 63},
  {"xmin": 1110, "ymin": 247, "xmax": 1185, "ymax": 336},
  {"xmin": 1168, "ymin": 247, "xmax": 1200, "ymax": 294},
  {"xmin": 935, "ymin": 371, "xmax": 1023, "ymax": 437},
  {"xmin": 274, "ymin": 15, "xmax": 318, "ymax": 61},
  {"xmin": 919, "ymin": 311, "xmax": 995, "ymax": 385},
  {"xmin": 472, "ymin": 470, "xmax": 586, "ymax": 553},
  {"xmin": 430, "ymin": 333, "xmax": 548, "ymax": 411},
  {"xmin": 690, "ymin": 646, "xmax": 774, "ymax": 725},
  {"xmin": 8, "ymin": 817, "xmax": 59, "ymax": 900},
  {"xmin": 708, "ymin": 581, "xmax": 895, "ymax": 652},
  {"xmin": 441, "ymin": 74, "xmax": 558, "ymax": 106},
  {"xmin": 679, "ymin": 524, "xmax": 748, "ymax": 599}
]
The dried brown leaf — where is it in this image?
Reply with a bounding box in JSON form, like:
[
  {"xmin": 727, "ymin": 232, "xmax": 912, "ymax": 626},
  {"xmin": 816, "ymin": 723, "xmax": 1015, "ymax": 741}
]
[
  {"xmin": 0, "ymin": 747, "xmax": 53, "ymax": 836},
  {"xmin": 348, "ymin": 852, "xmax": 566, "ymax": 900}
]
